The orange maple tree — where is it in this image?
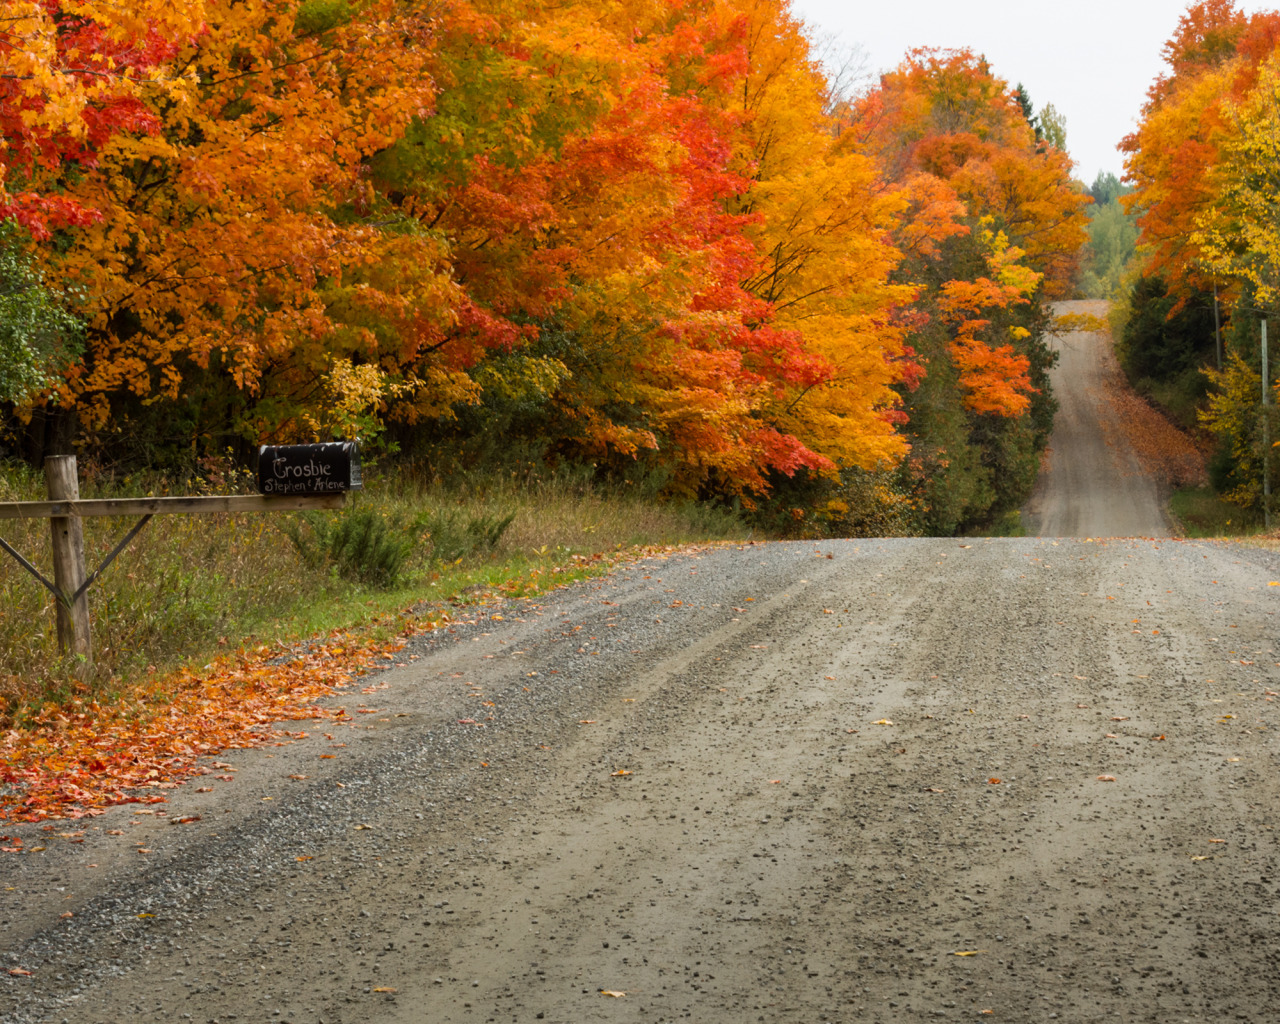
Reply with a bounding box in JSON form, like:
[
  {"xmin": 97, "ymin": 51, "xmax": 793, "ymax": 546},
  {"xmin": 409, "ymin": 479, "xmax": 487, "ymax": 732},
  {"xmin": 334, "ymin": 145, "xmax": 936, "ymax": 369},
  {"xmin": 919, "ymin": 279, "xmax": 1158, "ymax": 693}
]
[
  {"xmin": 1122, "ymin": 1, "xmax": 1280, "ymax": 297},
  {"xmin": 0, "ymin": 1, "xmax": 203, "ymax": 237}
]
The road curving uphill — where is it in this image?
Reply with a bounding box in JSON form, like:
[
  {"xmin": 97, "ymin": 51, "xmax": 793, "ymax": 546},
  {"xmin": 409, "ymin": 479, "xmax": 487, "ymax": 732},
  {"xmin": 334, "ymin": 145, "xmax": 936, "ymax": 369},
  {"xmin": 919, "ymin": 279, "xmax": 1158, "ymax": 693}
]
[{"xmin": 1025, "ymin": 300, "xmax": 1176, "ymax": 539}]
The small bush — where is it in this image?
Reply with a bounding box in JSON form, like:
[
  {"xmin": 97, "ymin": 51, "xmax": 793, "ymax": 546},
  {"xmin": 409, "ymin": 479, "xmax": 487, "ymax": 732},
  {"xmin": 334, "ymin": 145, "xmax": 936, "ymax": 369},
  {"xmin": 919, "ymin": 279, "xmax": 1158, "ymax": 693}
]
[
  {"xmin": 422, "ymin": 509, "xmax": 515, "ymax": 564},
  {"xmin": 284, "ymin": 507, "xmax": 419, "ymax": 587}
]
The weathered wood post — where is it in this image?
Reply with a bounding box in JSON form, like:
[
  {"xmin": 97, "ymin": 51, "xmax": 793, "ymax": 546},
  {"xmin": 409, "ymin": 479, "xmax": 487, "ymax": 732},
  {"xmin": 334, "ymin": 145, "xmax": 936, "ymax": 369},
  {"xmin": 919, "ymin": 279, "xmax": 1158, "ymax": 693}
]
[
  {"xmin": 0, "ymin": 445, "xmax": 356, "ymax": 675},
  {"xmin": 45, "ymin": 455, "xmax": 92, "ymax": 672}
]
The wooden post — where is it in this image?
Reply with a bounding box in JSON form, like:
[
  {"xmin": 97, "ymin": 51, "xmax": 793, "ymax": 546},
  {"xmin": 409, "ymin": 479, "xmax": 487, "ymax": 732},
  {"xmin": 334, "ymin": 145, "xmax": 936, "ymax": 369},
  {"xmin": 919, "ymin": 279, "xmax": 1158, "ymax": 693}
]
[
  {"xmin": 45, "ymin": 455, "xmax": 92, "ymax": 673},
  {"xmin": 1213, "ymin": 280, "xmax": 1222, "ymax": 371}
]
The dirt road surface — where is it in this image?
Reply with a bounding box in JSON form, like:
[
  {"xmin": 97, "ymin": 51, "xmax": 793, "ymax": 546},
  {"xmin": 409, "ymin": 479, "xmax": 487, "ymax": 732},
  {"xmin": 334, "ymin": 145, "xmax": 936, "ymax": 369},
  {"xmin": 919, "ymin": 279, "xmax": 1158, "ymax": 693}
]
[
  {"xmin": 3, "ymin": 328, "xmax": 1279, "ymax": 1024},
  {"xmin": 1024, "ymin": 301, "xmax": 1174, "ymax": 538}
]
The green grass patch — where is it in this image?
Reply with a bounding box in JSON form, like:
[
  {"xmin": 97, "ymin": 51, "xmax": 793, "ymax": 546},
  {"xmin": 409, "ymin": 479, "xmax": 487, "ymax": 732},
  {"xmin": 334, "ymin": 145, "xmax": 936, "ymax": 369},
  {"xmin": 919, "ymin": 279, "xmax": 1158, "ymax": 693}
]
[
  {"xmin": 1168, "ymin": 486, "xmax": 1263, "ymax": 538},
  {"xmin": 0, "ymin": 465, "xmax": 747, "ymax": 720}
]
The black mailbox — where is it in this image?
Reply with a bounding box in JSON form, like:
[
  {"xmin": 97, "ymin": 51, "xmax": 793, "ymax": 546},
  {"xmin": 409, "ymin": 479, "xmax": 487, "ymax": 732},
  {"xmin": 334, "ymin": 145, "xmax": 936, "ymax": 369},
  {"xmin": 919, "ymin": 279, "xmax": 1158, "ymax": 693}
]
[{"xmin": 257, "ymin": 442, "xmax": 362, "ymax": 495}]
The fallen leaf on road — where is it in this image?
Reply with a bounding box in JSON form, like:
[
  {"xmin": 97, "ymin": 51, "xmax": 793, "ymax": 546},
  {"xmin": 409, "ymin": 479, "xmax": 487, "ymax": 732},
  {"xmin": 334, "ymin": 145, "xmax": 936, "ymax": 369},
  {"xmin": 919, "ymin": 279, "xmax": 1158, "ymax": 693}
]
[
  {"xmin": 825, "ymin": 675, "xmax": 836, "ymax": 680},
  {"xmin": 600, "ymin": 990, "xmax": 626, "ymax": 997},
  {"xmin": 59, "ymin": 911, "xmax": 72, "ymax": 918},
  {"xmin": 952, "ymin": 950, "xmax": 986, "ymax": 957},
  {"xmin": 1151, "ymin": 735, "xmax": 1166, "ymax": 741},
  {"xmin": 1111, "ymin": 716, "xmax": 1130, "ymax": 721},
  {"xmin": 1227, "ymin": 757, "xmax": 1241, "ymax": 763},
  {"xmin": 749, "ymin": 645, "xmax": 767, "ymax": 649},
  {"xmin": 579, "ymin": 720, "xmax": 597, "ymax": 725},
  {"xmin": 296, "ymin": 855, "xmax": 313, "ymax": 861},
  {"xmin": 1097, "ymin": 775, "xmax": 1117, "ymax": 782},
  {"xmin": 1076, "ymin": 704, "xmax": 1090, "ymax": 709},
  {"xmin": 319, "ymin": 755, "xmax": 336, "ymax": 760},
  {"xmin": 924, "ymin": 787, "xmax": 945, "ymax": 793},
  {"xmin": 822, "ymin": 609, "xmax": 833, "ymax": 615},
  {"xmin": 1209, "ymin": 838, "xmax": 1226, "ymax": 844},
  {"xmin": 456, "ymin": 719, "xmax": 476, "ymax": 725},
  {"xmin": 988, "ymin": 778, "xmax": 1001, "ymax": 785},
  {"xmin": 1105, "ymin": 733, "xmax": 1118, "ymax": 739},
  {"xmin": 611, "ymin": 769, "xmax": 632, "ymax": 777},
  {"xmin": 289, "ymin": 774, "xmax": 308, "ymax": 780},
  {"xmin": 373, "ymin": 986, "xmax": 397, "ymax": 993},
  {"xmin": 8, "ymin": 968, "xmax": 31, "ymax": 976},
  {"xmin": 1191, "ymin": 855, "xmax": 1212, "ymax": 862},
  {"xmin": 768, "ymin": 779, "xmax": 782, "ymax": 784},
  {"xmin": 354, "ymin": 824, "xmax": 374, "ymax": 830},
  {"xmin": 171, "ymin": 816, "xmax": 201, "ymax": 825},
  {"xmin": 874, "ymin": 719, "xmax": 894, "ymax": 726}
]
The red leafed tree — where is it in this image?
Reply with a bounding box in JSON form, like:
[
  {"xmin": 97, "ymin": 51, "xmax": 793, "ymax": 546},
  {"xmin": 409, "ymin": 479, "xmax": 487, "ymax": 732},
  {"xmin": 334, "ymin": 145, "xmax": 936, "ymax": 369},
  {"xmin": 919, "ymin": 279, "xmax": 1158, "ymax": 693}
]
[{"xmin": 0, "ymin": 1, "xmax": 202, "ymax": 237}]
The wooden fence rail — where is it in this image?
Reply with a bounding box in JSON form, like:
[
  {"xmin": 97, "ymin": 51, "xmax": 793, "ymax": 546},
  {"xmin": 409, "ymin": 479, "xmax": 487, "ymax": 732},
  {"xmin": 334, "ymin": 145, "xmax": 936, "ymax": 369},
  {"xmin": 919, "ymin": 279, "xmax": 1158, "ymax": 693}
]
[{"xmin": 0, "ymin": 455, "xmax": 346, "ymax": 676}]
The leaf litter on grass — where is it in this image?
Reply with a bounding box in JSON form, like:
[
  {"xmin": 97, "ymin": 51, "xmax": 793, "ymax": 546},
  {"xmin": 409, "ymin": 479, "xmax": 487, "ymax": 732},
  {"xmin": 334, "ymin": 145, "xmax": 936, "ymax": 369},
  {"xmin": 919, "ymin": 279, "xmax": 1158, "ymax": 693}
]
[
  {"xmin": 0, "ymin": 541, "xmax": 716, "ymax": 824},
  {"xmin": 0, "ymin": 625, "xmax": 420, "ymax": 823}
]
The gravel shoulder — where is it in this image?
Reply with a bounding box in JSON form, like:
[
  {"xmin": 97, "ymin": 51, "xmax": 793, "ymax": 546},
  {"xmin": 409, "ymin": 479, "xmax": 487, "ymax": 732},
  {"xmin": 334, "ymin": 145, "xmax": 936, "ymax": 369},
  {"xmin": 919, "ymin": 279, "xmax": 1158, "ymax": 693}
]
[{"xmin": 2, "ymin": 536, "xmax": 1279, "ymax": 1024}]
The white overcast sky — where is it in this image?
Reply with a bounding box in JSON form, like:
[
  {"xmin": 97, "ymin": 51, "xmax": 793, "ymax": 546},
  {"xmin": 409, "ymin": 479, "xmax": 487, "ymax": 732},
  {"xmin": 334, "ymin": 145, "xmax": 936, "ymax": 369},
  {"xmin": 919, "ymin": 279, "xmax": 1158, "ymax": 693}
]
[{"xmin": 790, "ymin": 0, "xmax": 1274, "ymax": 185}]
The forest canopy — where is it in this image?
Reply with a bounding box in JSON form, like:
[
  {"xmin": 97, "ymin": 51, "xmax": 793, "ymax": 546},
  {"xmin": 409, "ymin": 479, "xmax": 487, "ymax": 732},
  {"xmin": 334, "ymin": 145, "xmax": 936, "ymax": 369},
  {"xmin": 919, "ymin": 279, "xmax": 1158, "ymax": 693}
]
[{"xmin": 1, "ymin": 0, "xmax": 1089, "ymax": 533}]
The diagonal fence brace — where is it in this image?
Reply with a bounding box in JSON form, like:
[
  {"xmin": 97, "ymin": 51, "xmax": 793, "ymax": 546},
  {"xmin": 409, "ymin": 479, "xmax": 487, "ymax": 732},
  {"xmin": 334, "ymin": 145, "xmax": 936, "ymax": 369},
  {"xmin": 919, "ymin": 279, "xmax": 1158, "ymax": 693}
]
[
  {"xmin": 72, "ymin": 514, "xmax": 154, "ymax": 604},
  {"xmin": 1, "ymin": 514, "xmax": 155, "ymax": 608},
  {"xmin": 0, "ymin": 534, "xmax": 62, "ymax": 602}
]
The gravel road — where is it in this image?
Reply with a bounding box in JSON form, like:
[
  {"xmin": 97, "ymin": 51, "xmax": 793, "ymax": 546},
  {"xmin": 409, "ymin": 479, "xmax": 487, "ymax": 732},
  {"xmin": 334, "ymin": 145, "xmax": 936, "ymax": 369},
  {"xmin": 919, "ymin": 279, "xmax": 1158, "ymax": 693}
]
[
  {"xmin": 1024, "ymin": 301, "xmax": 1173, "ymax": 539},
  {"xmin": 4, "ymin": 318, "xmax": 1280, "ymax": 1024}
]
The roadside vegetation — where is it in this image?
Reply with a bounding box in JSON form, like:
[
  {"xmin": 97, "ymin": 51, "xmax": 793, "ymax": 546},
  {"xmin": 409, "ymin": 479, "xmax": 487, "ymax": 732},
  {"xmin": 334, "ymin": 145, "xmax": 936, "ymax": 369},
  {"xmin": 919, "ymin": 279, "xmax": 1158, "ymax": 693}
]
[
  {"xmin": 0, "ymin": 0, "xmax": 1098, "ymax": 747},
  {"xmin": 1113, "ymin": 1, "xmax": 1280, "ymax": 536},
  {"xmin": 0, "ymin": 462, "xmax": 745, "ymax": 724}
]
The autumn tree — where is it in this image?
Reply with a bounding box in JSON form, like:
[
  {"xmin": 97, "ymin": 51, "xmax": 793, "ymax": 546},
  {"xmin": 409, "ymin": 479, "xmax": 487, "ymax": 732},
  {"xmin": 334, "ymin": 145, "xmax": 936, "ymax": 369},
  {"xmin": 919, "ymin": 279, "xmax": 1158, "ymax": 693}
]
[
  {"xmin": 1, "ymin": 0, "xmax": 1089, "ymax": 535},
  {"xmin": 1120, "ymin": 1, "xmax": 1280, "ymax": 509},
  {"xmin": 846, "ymin": 49, "xmax": 1082, "ymax": 531},
  {"xmin": 0, "ymin": 1, "xmax": 204, "ymax": 238}
]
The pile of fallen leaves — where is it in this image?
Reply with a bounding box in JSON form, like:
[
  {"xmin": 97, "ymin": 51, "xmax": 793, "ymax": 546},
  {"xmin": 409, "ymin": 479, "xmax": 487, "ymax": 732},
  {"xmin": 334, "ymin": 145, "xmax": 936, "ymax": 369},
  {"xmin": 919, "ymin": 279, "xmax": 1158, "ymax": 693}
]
[
  {"xmin": 1099, "ymin": 342, "xmax": 1208, "ymax": 489},
  {"xmin": 0, "ymin": 624, "xmax": 419, "ymax": 824}
]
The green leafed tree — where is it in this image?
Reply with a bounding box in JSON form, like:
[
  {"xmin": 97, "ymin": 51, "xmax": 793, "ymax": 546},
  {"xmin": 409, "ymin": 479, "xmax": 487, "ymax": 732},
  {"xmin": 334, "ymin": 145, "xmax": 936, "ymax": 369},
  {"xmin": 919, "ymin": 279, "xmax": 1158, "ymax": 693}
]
[
  {"xmin": 0, "ymin": 223, "xmax": 83, "ymax": 406},
  {"xmin": 1039, "ymin": 102, "xmax": 1067, "ymax": 152}
]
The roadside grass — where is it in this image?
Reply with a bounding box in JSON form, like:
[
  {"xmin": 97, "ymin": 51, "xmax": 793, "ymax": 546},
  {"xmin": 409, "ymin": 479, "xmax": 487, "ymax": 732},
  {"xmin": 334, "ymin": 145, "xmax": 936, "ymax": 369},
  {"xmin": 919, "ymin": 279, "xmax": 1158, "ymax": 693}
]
[
  {"xmin": 1168, "ymin": 486, "xmax": 1263, "ymax": 538},
  {"xmin": 0, "ymin": 464, "xmax": 747, "ymax": 723},
  {"xmin": 965, "ymin": 509, "xmax": 1028, "ymax": 538}
]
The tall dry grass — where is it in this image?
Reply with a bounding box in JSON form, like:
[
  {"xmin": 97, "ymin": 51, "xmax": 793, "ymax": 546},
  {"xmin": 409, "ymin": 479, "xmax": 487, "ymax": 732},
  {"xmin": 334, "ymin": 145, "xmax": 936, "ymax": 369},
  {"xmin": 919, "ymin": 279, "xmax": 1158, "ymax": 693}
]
[{"xmin": 0, "ymin": 462, "xmax": 745, "ymax": 717}]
